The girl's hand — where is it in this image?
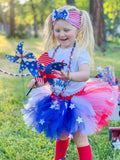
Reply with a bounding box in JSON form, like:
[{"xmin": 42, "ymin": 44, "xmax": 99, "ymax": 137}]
[
  {"xmin": 53, "ymin": 69, "xmax": 70, "ymax": 81},
  {"xmin": 28, "ymin": 79, "xmax": 44, "ymax": 89},
  {"xmin": 28, "ymin": 79, "xmax": 36, "ymax": 88}
]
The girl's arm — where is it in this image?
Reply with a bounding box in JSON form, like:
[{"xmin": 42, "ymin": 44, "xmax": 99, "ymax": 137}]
[{"xmin": 69, "ymin": 63, "xmax": 90, "ymax": 82}]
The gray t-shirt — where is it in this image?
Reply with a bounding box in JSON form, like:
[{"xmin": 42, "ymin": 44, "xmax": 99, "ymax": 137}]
[{"xmin": 48, "ymin": 47, "xmax": 90, "ymax": 96}]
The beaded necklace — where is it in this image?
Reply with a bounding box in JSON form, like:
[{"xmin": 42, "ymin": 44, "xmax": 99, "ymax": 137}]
[{"xmin": 51, "ymin": 41, "xmax": 76, "ymax": 95}]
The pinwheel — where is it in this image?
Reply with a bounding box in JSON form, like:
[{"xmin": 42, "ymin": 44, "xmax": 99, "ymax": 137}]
[
  {"xmin": 6, "ymin": 41, "xmax": 36, "ymax": 73},
  {"xmin": 26, "ymin": 61, "xmax": 67, "ymax": 85}
]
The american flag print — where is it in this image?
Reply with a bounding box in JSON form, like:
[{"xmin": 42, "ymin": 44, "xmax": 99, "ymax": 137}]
[{"xmin": 37, "ymin": 52, "xmax": 55, "ymax": 67}]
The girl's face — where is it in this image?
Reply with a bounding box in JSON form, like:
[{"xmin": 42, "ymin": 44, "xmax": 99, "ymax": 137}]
[{"xmin": 53, "ymin": 19, "xmax": 78, "ymax": 49}]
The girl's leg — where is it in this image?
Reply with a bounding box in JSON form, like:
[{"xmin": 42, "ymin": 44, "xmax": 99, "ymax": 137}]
[
  {"xmin": 73, "ymin": 130, "xmax": 92, "ymax": 160},
  {"xmin": 54, "ymin": 136, "xmax": 69, "ymax": 160}
]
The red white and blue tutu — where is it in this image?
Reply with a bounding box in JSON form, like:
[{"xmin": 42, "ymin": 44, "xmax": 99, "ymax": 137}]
[{"xmin": 21, "ymin": 81, "xmax": 118, "ymax": 140}]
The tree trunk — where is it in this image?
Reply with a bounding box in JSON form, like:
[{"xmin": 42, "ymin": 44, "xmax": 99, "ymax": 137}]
[
  {"xmin": 30, "ymin": 0, "xmax": 39, "ymax": 38},
  {"xmin": 66, "ymin": 0, "xmax": 76, "ymax": 6},
  {"xmin": 0, "ymin": 3, "xmax": 10, "ymax": 38},
  {"xmin": 10, "ymin": 0, "xmax": 15, "ymax": 37},
  {"xmin": 90, "ymin": 0, "xmax": 106, "ymax": 46}
]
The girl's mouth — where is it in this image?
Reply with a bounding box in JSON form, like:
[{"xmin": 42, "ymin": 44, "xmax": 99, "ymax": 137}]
[{"xmin": 60, "ymin": 38, "xmax": 68, "ymax": 41}]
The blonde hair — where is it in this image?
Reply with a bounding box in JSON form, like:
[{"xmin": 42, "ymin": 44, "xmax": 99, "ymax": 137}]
[{"xmin": 43, "ymin": 5, "xmax": 95, "ymax": 58}]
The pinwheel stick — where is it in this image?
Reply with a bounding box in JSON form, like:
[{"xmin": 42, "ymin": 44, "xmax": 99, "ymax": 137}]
[{"xmin": 26, "ymin": 81, "xmax": 38, "ymax": 96}]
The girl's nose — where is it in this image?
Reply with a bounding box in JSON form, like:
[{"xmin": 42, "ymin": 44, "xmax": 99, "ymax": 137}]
[{"xmin": 60, "ymin": 31, "xmax": 65, "ymax": 36}]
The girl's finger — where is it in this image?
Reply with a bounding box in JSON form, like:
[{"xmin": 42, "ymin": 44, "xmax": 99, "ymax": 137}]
[
  {"xmin": 53, "ymin": 70, "xmax": 60, "ymax": 74},
  {"xmin": 67, "ymin": 69, "xmax": 70, "ymax": 77},
  {"xmin": 60, "ymin": 70, "xmax": 65, "ymax": 76}
]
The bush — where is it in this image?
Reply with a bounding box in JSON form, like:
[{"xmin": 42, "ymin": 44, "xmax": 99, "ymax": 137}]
[{"xmin": 14, "ymin": 24, "xmax": 31, "ymax": 39}]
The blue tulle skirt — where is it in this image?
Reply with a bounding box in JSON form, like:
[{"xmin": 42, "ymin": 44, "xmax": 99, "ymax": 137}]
[{"xmin": 21, "ymin": 82, "xmax": 118, "ymax": 140}]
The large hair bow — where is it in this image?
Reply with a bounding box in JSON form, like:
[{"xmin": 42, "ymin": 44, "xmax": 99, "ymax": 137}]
[{"xmin": 52, "ymin": 9, "xmax": 69, "ymax": 21}]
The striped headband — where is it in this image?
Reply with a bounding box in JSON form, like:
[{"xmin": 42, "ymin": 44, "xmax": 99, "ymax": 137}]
[{"xmin": 52, "ymin": 9, "xmax": 81, "ymax": 29}]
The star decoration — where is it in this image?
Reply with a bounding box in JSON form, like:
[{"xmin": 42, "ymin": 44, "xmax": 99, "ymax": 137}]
[
  {"xmin": 50, "ymin": 102, "xmax": 60, "ymax": 110},
  {"xmin": 39, "ymin": 119, "xmax": 45, "ymax": 125},
  {"xmin": 25, "ymin": 61, "xmax": 39, "ymax": 77},
  {"xmin": 6, "ymin": 41, "xmax": 36, "ymax": 73},
  {"xmin": 69, "ymin": 103, "xmax": 75, "ymax": 110},
  {"xmin": 53, "ymin": 100, "xmax": 58, "ymax": 105},
  {"xmin": 76, "ymin": 117, "xmax": 83, "ymax": 123},
  {"xmin": 50, "ymin": 104, "xmax": 56, "ymax": 109}
]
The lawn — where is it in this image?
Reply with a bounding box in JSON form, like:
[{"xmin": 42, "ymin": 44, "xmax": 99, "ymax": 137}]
[{"xmin": 0, "ymin": 35, "xmax": 120, "ymax": 160}]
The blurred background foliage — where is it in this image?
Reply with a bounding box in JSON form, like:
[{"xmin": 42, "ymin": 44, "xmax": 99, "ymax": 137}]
[{"xmin": 0, "ymin": 0, "xmax": 119, "ymax": 45}]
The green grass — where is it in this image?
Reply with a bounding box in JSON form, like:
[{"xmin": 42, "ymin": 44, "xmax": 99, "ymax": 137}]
[
  {"xmin": 93, "ymin": 42, "xmax": 120, "ymax": 77},
  {"xmin": 0, "ymin": 35, "xmax": 120, "ymax": 160}
]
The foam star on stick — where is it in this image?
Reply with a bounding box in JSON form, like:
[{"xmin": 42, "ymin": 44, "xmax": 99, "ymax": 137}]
[{"xmin": 6, "ymin": 41, "xmax": 36, "ymax": 73}]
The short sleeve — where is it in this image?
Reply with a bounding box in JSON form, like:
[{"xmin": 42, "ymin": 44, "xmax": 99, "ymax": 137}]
[{"xmin": 77, "ymin": 49, "xmax": 91, "ymax": 66}]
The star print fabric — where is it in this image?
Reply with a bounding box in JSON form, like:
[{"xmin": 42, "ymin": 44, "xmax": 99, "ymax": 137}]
[
  {"xmin": 6, "ymin": 41, "xmax": 36, "ymax": 73},
  {"xmin": 22, "ymin": 86, "xmax": 87, "ymax": 139},
  {"xmin": 21, "ymin": 81, "xmax": 118, "ymax": 140}
]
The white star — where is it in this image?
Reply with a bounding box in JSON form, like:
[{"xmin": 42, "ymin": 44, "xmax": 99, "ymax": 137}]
[
  {"xmin": 50, "ymin": 103, "xmax": 60, "ymax": 110},
  {"xmin": 39, "ymin": 119, "xmax": 45, "ymax": 125},
  {"xmin": 50, "ymin": 101, "xmax": 60, "ymax": 110},
  {"xmin": 31, "ymin": 63, "xmax": 34, "ymax": 66},
  {"xmin": 76, "ymin": 117, "xmax": 83, "ymax": 123},
  {"xmin": 53, "ymin": 100, "xmax": 58, "ymax": 105},
  {"xmin": 69, "ymin": 103, "xmax": 75, "ymax": 110},
  {"xmin": 50, "ymin": 104, "xmax": 56, "ymax": 109},
  {"xmin": 30, "ymin": 68, "xmax": 33, "ymax": 71}
]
